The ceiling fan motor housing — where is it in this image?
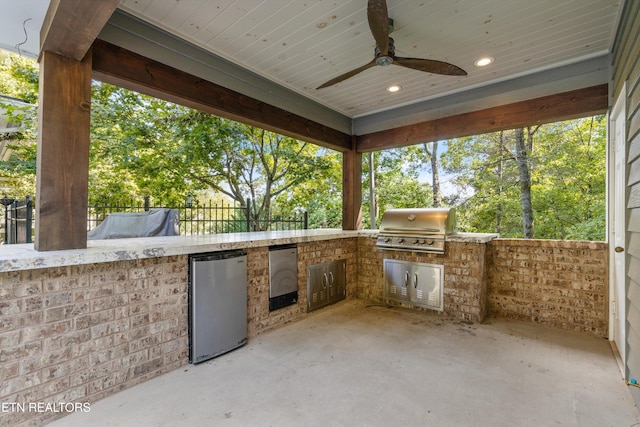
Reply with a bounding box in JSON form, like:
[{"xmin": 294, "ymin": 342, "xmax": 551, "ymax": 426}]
[{"xmin": 375, "ymin": 37, "xmax": 395, "ymax": 66}]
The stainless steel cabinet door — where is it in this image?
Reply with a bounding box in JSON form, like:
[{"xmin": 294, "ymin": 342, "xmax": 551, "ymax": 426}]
[
  {"xmin": 327, "ymin": 259, "xmax": 346, "ymax": 304},
  {"xmin": 410, "ymin": 263, "xmax": 444, "ymax": 311},
  {"xmin": 307, "ymin": 263, "xmax": 329, "ymax": 312},
  {"xmin": 384, "ymin": 259, "xmax": 443, "ymax": 311},
  {"xmin": 383, "ymin": 259, "xmax": 411, "ymax": 304},
  {"xmin": 307, "ymin": 259, "xmax": 347, "ymax": 312}
]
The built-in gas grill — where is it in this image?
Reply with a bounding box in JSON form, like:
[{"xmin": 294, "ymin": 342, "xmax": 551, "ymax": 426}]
[{"xmin": 376, "ymin": 208, "xmax": 456, "ymax": 254}]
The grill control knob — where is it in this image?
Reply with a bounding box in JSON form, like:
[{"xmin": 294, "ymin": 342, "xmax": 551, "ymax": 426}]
[
  {"xmin": 412, "ymin": 239, "xmax": 419, "ymax": 244},
  {"xmin": 398, "ymin": 238, "xmax": 404, "ymax": 244},
  {"xmin": 384, "ymin": 237, "xmax": 391, "ymax": 243},
  {"xmin": 426, "ymin": 239, "xmax": 434, "ymax": 245}
]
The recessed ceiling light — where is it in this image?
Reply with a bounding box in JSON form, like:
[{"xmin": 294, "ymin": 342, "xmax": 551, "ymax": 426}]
[
  {"xmin": 387, "ymin": 85, "xmax": 402, "ymax": 93},
  {"xmin": 474, "ymin": 56, "xmax": 494, "ymax": 67}
]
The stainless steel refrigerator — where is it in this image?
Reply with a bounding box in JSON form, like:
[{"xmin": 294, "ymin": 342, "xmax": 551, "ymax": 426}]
[{"xmin": 189, "ymin": 250, "xmax": 248, "ymax": 364}]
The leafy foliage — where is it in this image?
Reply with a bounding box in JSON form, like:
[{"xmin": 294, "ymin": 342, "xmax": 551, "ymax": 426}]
[
  {"xmin": 0, "ymin": 51, "xmax": 342, "ymax": 230},
  {"xmin": 363, "ymin": 146, "xmax": 433, "ymax": 228},
  {"xmin": 440, "ymin": 116, "xmax": 606, "ymax": 240},
  {"xmin": 90, "ymin": 83, "xmax": 342, "ymax": 230},
  {"xmin": 0, "ymin": 49, "xmax": 607, "ymax": 239},
  {"xmin": 0, "ymin": 52, "xmax": 39, "ymax": 197}
]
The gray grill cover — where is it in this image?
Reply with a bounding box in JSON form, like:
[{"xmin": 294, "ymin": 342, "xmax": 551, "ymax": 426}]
[{"xmin": 87, "ymin": 208, "xmax": 179, "ymax": 240}]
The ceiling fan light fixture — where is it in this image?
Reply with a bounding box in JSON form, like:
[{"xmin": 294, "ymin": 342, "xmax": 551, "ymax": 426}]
[
  {"xmin": 474, "ymin": 56, "xmax": 494, "ymax": 67},
  {"xmin": 376, "ymin": 56, "xmax": 394, "ymax": 66},
  {"xmin": 387, "ymin": 85, "xmax": 402, "ymax": 93}
]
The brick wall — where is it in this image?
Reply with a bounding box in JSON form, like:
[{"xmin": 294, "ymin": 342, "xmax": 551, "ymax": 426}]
[
  {"xmin": 0, "ymin": 236, "xmax": 608, "ymax": 425},
  {"xmin": 247, "ymin": 238, "xmax": 358, "ymax": 337},
  {"xmin": 487, "ymin": 239, "xmax": 608, "ymax": 337},
  {"xmin": 0, "ymin": 256, "xmax": 189, "ymax": 426},
  {"xmin": 357, "ymin": 237, "xmax": 490, "ymax": 322}
]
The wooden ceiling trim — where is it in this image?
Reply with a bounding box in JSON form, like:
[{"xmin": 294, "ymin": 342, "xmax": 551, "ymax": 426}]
[
  {"xmin": 91, "ymin": 39, "xmax": 352, "ymax": 152},
  {"xmin": 40, "ymin": 0, "xmax": 120, "ymax": 61},
  {"xmin": 356, "ymin": 84, "xmax": 609, "ymax": 152}
]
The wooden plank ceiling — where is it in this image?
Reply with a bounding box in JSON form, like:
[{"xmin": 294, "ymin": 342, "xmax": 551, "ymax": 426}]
[{"xmin": 117, "ymin": 0, "xmax": 621, "ymax": 119}]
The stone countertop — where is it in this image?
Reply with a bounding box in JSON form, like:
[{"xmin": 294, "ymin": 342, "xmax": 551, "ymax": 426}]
[
  {"xmin": 446, "ymin": 232, "xmax": 499, "ymax": 243},
  {"xmin": 0, "ymin": 229, "xmax": 358, "ymax": 273},
  {"xmin": 0, "ymin": 229, "xmax": 498, "ymax": 272}
]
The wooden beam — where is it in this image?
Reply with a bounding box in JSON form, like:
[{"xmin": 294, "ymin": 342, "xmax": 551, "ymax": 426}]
[
  {"xmin": 91, "ymin": 40, "xmax": 352, "ymax": 152},
  {"xmin": 40, "ymin": 0, "xmax": 120, "ymax": 61},
  {"xmin": 342, "ymin": 142, "xmax": 363, "ymax": 230},
  {"xmin": 34, "ymin": 50, "xmax": 92, "ymax": 251},
  {"xmin": 356, "ymin": 84, "xmax": 609, "ymax": 152}
]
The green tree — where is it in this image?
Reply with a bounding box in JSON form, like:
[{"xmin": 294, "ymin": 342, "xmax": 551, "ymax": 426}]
[
  {"xmin": 1, "ymin": 51, "xmax": 343, "ymax": 231},
  {"xmin": 530, "ymin": 116, "xmax": 606, "ymax": 240},
  {"xmin": 89, "ymin": 83, "xmax": 200, "ymax": 205},
  {"xmin": 0, "ymin": 51, "xmax": 39, "ymax": 197},
  {"xmin": 441, "ymin": 116, "xmax": 606, "ymax": 240},
  {"xmin": 277, "ymin": 149, "xmax": 343, "ymax": 229},
  {"xmin": 422, "ymin": 141, "xmax": 443, "ymax": 207},
  {"xmin": 166, "ymin": 112, "xmax": 337, "ymax": 230},
  {"xmin": 363, "ymin": 146, "xmax": 433, "ymax": 228},
  {"xmin": 91, "ymin": 85, "xmax": 341, "ymax": 230}
]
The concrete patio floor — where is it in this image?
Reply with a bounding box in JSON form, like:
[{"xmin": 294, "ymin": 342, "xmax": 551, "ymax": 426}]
[{"xmin": 50, "ymin": 299, "xmax": 640, "ymax": 427}]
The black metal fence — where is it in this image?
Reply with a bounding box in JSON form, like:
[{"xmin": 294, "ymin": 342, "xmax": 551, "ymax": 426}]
[
  {"xmin": 2, "ymin": 196, "xmax": 33, "ymax": 244},
  {"xmin": 0, "ymin": 196, "xmax": 308, "ymax": 244}
]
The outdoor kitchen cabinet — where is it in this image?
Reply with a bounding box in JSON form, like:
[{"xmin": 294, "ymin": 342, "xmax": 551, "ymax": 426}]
[
  {"xmin": 384, "ymin": 259, "xmax": 444, "ymax": 311},
  {"xmin": 307, "ymin": 259, "xmax": 346, "ymax": 312}
]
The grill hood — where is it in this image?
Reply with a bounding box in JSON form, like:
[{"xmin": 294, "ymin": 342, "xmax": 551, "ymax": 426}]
[{"xmin": 376, "ymin": 208, "xmax": 456, "ymax": 253}]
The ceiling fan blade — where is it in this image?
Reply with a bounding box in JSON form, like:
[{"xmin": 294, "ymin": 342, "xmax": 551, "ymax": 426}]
[
  {"xmin": 367, "ymin": 0, "xmax": 389, "ymax": 56},
  {"xmin": 316, "ymin": 60, "xmax": 377, "ymax": 89},
  {"xmin": 395, "ymin": 57, "xmax": 467, "ymax": 76}
]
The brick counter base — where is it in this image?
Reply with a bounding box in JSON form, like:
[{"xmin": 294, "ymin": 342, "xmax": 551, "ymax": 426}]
[
  {"xmin": 0, "ymin": 239, "xmax": 358, "ymax": 426},
  {"xmin": 357, "ymin": 237, "xmax": 609, "ymax": 337},
  {"xmin": 356, "ymin": 237, "xmax": 490, "ymax": 323},
  {"xmin": 0, "ymin": 236, "xmax": 607, "ymax": 426},
  {"xmin": 0, "ymin": 256, "xmax": 189, "ymax": 426},
  {"xmin": 487, "ymin": 239, "xmax": 608, "ymax": 337}
]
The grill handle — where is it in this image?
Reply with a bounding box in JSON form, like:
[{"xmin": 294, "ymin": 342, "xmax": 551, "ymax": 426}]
[
  {"xmin": 381, "ymin": 227, "xmax": 441, "ymax": 234},
  {"xmin": 414, "ymin": 273, "xmax": 419, "ymax": 288},
  {"xmin": 404, "ymin": 271, "xmax": 409, "ymax": 287}
]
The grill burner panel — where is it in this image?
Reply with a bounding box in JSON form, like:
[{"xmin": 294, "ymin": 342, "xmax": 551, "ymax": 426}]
[
  {"xmin": 376, "ymin": 235, "xmax": 445, "ymax": 253},
  {"xmin": 376, "ymin": 208, "xmax": 456, "ymax": 254}
]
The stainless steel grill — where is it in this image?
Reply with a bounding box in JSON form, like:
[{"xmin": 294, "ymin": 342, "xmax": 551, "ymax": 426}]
[{"xmin": 376, "ymin": 208, "xmax": 456, "ymax": 254}]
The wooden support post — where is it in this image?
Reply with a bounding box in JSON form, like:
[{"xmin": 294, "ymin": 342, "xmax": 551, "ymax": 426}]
[
  {"xmin": 34, "ymin": 50, "xmax": 92, "ymax": 250},
  {"xmin": 342, "ymin": 146, "xmax": 363, "ymax": 230}
]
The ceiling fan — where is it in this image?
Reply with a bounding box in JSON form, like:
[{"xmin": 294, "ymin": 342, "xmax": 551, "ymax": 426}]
[{"xmin": 316, "ymin": 0, "xmax": 467, "ymax": 89}]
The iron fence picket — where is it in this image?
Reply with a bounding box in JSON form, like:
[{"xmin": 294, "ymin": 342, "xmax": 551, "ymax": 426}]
[{"xmin": 3, "ymin": 196, "xmax": 34, "ymax": 244}]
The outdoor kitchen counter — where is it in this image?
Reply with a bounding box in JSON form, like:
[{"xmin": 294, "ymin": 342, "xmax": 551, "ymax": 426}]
[
  {"xmin": 445, "ymin": 232, "xmax": 499, "ymax": 243},
  {"xmin": 0, "ymin": 229, "xmax": 360, "ymax": 272},
  {"xmin": 0, "ymin": 230, "xmax": 498, "ymax": 273}
]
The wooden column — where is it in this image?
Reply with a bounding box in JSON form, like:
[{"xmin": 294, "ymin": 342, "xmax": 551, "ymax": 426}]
[
  {"xmin": 342, "ymin": 146, "xmax": 363, "ymax": 230},
  {"xmin": 34, "ymin": 50, "xmax": 92, "ymax": 250}
]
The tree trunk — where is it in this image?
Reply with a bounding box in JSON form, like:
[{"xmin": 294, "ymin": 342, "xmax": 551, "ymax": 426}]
[
  {"xmin": 369, "ymin": 152, "xmax": 377, "ymax": 228},
  {"xmin": 423, "ymin": 142, "xmax": 442, "ymax": 207},
  {"xmin": 496, "ymin": 131, "xmax": 505, "ymax": 234},
  {"xmin": 515, "ymin": 128, "xmax": 534, "ymax": 238}
]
